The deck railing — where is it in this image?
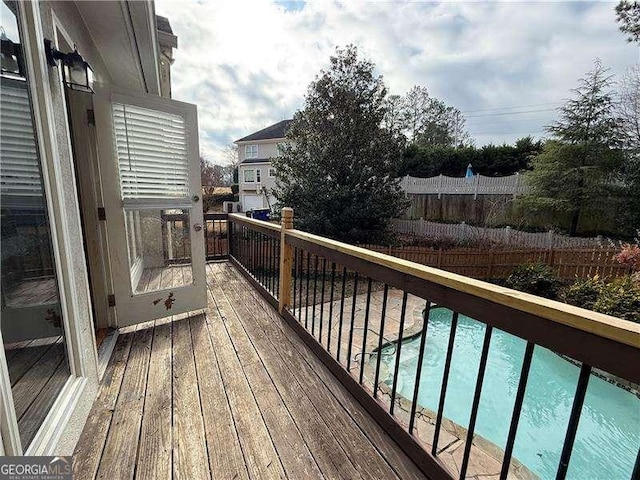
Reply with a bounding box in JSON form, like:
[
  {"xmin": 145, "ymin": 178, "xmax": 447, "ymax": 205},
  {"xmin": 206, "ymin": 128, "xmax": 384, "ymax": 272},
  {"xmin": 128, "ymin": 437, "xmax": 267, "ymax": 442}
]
[{"xmin": 227, "ymin": 210, "xmax": 640, "ymax": 480}]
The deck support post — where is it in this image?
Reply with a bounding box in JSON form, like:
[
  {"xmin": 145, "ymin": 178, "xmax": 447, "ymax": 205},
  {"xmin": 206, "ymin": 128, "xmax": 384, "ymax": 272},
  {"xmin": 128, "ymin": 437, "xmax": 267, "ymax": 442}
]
[{"xmin": 278, "ymin": 207, "xmax": 294, "ymax": 314}]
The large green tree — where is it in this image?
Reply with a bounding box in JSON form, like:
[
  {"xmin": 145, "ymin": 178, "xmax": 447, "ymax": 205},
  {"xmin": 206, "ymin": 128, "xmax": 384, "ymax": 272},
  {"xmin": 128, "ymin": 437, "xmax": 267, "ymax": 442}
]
[
  {"xmin": 618, "ymin": 66, "xmax": 640, "ymax": 231},
  {"xmin": 400, "ymin": 86, "xmax": 470, "ymax": 147},
  {"xmin": 272, "ymin": 45, "xmax": 407, "ymax": 244},
  {"xmin": 520, "ymin": 61, "xmax": 624, "ymax": 235}
]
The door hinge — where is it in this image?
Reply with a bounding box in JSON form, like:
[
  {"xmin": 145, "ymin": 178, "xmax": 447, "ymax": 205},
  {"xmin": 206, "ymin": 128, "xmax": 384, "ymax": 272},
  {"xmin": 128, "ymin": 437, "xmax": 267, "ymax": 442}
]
[
  {"xmin": 97, "ymin": 207, "xmax": 106, "ymax": 221},
  {"xmin": 108, "ymin": 294, "xmax": 116, "ymax": 307},
  {"xmin": 87, "ymin": 109, "xmax": 95, "ymax": 126}
]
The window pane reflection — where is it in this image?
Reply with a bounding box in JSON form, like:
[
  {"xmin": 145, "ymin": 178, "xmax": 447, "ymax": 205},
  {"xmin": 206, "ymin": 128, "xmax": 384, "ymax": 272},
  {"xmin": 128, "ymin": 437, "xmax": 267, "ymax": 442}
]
[{"xmin": 1, "ymin": 0, "xmax": 70, "ymax": 451}]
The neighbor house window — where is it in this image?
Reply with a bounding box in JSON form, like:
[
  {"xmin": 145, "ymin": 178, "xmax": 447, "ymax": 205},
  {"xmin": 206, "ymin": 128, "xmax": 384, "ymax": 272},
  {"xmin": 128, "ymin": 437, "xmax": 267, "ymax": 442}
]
[
  {"xmin": 243, "ymin": 169, "xmax": 255, "ymax": 182},
  {"xmin": 256, "ymin": 169, "xmax": 262, "ymax": 183},
  {"xmin": 245, "ymin": 144, "xmax": 258, "ymax": 159},
  {"xmin": 269, "ymin": 168, "xmax": 276, "ymax": 178}
]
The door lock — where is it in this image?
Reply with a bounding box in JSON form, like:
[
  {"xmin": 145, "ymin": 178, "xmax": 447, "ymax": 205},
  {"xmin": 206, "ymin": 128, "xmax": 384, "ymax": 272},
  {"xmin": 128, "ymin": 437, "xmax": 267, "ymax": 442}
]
[
  {"xmin": 192, "ymin": 195, "xmax": 200, "ymax": 202},
  {"xmin": 193, "ymin": 223, "xmax": 203, "ymax": 232}
]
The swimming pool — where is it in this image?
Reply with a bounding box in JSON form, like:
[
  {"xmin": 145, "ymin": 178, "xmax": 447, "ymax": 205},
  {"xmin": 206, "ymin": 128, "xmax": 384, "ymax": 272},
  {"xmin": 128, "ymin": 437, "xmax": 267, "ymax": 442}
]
[{"xmin": 379, "ymin": 308, "xmax": 640, "ymax": 479}]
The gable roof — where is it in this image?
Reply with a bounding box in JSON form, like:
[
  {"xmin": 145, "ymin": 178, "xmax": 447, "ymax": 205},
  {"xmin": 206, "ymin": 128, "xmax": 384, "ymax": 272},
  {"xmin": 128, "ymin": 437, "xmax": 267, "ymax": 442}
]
[{"xmin": 236, "ymin": 119, "xmax": 292, "ymax": 143}]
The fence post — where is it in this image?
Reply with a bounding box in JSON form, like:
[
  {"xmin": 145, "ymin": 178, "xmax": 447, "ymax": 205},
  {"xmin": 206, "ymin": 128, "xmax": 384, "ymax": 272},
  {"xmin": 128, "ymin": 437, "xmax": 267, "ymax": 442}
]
[
  {"xmin": 278, "ymin": 207, "xmax": 294, "ymax": 314},
  {"xmin": 227, "ymin": 215, "xmax": 233, "ymax": 257}
]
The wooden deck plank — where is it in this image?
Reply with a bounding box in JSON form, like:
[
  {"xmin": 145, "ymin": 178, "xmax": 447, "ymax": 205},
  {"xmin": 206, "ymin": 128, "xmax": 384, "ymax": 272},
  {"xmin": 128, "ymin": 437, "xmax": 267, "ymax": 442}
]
[
  {"xmin": 171, "ymin": 316, "xmax": 210, "ymax": 479},
  {"xmin": 147, "ymin": 268, "xmax": 163, "ymax": 292},
  {"xmin": 136, "ymin": 320, "xmax": 173, "ymax": 480},
  {"xmin": 95, "ymin": 326, "xmax": 153, "ymax": 480},
  {"xmin": 7, "ymin": 336, "xmax": 61, "ymax": 386},
  {"xmin": 73, "ymin": 331, "xmax": 135, "ymax": 480},
  {"xmin": 12, "ymin": 340, "xmax": 65, "ymax": 420},
  {"xmin": 214, "ymin": 262, "xmax": 412, "ymax": 480},
  {"xmin": 205, "ymin": 283, "xmax": 286, "ymax": 480},
  {"xmin": 190, "ymin": 311, "xmax": 249, "ymax": 480},
  {"xmin": 239, "ymin": 268, "xmax": 430, "ymax": 480},
  {"xmin": 18, "ymin": 356, "xmax": 69, "ymax": 447},
  {"xmin": 208, "ymin": 263, "xmax": 363, "ymax": 480},
  {"xmin": 205, "ymin": 269, "xmax": 323, "ymax": 479},
  {"xmin": 161, "ymin": 266, "xmax": 174, "ymax": 290}
]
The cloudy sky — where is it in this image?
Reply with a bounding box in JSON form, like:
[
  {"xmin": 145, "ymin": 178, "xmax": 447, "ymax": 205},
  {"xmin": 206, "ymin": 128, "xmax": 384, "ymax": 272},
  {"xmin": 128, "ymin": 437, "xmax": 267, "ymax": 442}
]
[{"xmin": 155, "ymin": 0, "xmax": 639, "ymax": 165}]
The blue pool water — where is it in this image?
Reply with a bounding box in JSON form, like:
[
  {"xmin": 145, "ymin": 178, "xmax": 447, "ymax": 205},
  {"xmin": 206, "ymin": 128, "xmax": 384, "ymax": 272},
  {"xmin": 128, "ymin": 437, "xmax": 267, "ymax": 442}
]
[{"xmin": 379, "ymin": 308, "xmax": 640, "ymax": 479}]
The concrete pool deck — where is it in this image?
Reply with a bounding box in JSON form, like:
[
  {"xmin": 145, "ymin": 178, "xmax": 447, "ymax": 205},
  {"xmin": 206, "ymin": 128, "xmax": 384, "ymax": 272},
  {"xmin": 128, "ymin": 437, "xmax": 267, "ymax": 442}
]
[{"xmin": 294, "ymin": 288, "xmax": 538, "ymax": 480}]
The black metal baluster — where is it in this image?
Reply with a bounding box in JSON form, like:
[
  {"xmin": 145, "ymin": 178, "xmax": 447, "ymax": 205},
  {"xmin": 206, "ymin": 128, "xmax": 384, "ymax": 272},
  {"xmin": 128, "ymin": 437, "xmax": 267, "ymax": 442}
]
[
  {"xmin": 336, "ymin": 267, "xmax": 347, "ymax": 363},
  {"xmin": 305, "ymin": 252, "xmax": 311, "ymax": 329},
  {"xmin": 373, "ymin": 284, "xmax": 389, "ymax": 399},
  {"xmin": 327, "ymin": 262, "xmax": 336, "ymax": 353},
  {"xmin": 460, "ymin": 325, "xmax": 494, "ymax": 480},
  {"xmin": 311, "ymin": 255, "xmax": 319, "ymax": 336},
  {"xmin": 265, "ymin": 235, "xmax": 270, "ymax": 292},
  {"xmin": 358, "ymin": 277, "xmax": 373, "ymax": 384},
  {"xmin": 433, "ymin": 311, "xmax": 459, "ymax": 455},
  {"xmin": 258, "ymin": 233, "xmax": 264, "ymax": 285},
  {"xmin": 319, "ymin": 258, "xmax": 327, "ymax": 344},
  {"xmin": 500, "ymin": 341, "xmax": 535, "ymax": 480},
  {"xmin": 389, "ymin": 291, "xmax": 408, "ymax": 416},
  {"xmin": 409, "ymin": 301, "xmax": 432, "ymax": 434},
  {"xmin": 556, "ymin": 364, "xmax": 592, "ymax": 480},
  {"xmin": 269, "ymin": 235, "xmax": 274, "ymax": 294},
  {"xmin": 297, "ymin": 249, "xmax": 303, "ymax": 321},
  {"xmin": 274, "ymin": 236, "xmax": 279, "ymax": 297},
  {"xmin": 292, "ymin": 247, "xmax": 298, "ymax": 312},
  {"xmin": 346, "ymin": 272, "xmax": 359, "ymax": 373}
]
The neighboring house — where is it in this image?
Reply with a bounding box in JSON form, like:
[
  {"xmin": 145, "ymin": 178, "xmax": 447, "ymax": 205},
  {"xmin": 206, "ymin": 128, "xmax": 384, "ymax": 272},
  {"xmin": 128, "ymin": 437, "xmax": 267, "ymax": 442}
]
[{"xmin": 235, "ymin": 119, "xmax": 291, "ymax": 212}]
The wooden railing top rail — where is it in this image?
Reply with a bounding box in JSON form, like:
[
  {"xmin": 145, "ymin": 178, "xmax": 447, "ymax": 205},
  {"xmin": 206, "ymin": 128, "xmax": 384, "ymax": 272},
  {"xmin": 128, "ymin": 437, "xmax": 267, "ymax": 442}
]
[
  {"xmin": 229, "ymin": 213, "xmax": 281, "ymax": 236},
  {"xmin": 285, "ymin": 229, "xmax": 640, "ymax": 350}
]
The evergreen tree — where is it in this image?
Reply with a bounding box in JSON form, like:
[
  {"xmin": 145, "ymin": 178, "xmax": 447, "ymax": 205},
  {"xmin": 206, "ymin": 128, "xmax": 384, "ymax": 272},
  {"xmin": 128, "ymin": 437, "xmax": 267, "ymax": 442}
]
[
  {"xmin": 520, "ymin": 61, "xmax": 624, "ymax": 235},
  {"xmin": 618, "ymin": 66, "xmax": 640, "ymax": 231},
  {"xmin": 616, "ymin": 1, "xmax": 640, "ymax": 43},
  {"xmin": 272, "ymin": 45, "xmax": 407, "ymax": 244}
]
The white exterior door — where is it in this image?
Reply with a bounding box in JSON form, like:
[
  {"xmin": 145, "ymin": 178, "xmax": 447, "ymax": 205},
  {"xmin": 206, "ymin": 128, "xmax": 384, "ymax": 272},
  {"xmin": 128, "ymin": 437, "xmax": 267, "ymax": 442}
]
[{"xmin": 94, "ymin": 90, "xmax": 206, "ymax": 327}]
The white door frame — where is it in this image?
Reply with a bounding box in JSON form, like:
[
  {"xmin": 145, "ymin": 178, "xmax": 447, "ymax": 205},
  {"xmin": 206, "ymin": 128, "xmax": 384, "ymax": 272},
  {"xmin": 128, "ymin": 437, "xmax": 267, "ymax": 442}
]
[{"xmin": 0, "ymin": 1, "xmax": 99, "ymax": 455}]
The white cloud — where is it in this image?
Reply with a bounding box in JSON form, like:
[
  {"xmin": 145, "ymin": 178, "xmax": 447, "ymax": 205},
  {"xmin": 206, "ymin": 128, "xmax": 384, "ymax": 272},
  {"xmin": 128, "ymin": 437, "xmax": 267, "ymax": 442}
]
[{"xmin": 155, "ymin": 0, "xmax": 639, "ymax": 164}]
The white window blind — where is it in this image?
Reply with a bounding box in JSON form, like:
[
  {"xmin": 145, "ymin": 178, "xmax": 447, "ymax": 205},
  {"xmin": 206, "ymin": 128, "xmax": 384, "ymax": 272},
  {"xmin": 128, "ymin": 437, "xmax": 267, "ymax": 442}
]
[
  {"xmin": 113, "ymin": 103, "xmax": 189, "ymax": 199},
  {"xmin": 0, "ymin": 80, "xmax": 42, "ymax": 197}
]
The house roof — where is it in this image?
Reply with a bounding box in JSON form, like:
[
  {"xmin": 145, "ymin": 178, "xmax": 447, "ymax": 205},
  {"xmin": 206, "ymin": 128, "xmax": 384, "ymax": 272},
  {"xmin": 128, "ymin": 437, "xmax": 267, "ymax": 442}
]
[
  {"xmin": 236, "ymin": 119, "xmax": 292, "ymax": 143},
  {"xmin": 156, "ymin": 15, "xmax": 173, "ymax": 34},
  {"xmin": 240, "ymin": 158, "xmax": 272, "ymax": 165}
]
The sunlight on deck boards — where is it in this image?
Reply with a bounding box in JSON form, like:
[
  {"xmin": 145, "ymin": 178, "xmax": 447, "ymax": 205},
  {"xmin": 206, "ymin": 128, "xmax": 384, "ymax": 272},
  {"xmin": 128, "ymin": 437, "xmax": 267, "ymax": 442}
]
[{"xmin": 72, "ymin": 260, "xmax": 426, "ymax": 480}]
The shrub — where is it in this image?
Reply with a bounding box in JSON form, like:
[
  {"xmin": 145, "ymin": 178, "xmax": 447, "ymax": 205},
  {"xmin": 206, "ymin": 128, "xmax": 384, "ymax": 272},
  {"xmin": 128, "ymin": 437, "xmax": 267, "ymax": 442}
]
[
  {"xmin": 592, "ymin": 277, "xmax": 640, "ymax": 323},
  {"xmin": 505, "ymin": 263, "xmax": 561, "ymax": 299},
  {"xmin": 563, "ymin": 276, "xmax": 603, "ymax": 311},
  {"xmin": 615, "ymin": 243, "xmax": 640, "ymax": 272}
]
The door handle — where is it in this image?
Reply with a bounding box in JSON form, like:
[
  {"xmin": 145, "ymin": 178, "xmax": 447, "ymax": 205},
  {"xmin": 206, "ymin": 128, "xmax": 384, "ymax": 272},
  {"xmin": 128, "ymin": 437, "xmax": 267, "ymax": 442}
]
[{"xmin": 193, "ymin": 223, "xmax": 203, "ymax": 232}]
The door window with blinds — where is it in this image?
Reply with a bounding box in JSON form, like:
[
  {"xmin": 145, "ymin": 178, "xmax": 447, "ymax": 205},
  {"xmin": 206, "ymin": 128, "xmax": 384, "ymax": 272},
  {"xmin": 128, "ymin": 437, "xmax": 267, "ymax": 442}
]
[{"xmin": 112, "ymin": 102, "xmax": 194, "ymax": 294}]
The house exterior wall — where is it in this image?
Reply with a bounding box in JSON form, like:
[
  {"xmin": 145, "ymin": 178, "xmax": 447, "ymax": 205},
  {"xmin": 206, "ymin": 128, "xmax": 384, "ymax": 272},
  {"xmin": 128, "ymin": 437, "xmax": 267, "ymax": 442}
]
[{"xmin": 237, "ymin": 138, "xmax": 283, "ymax": 211}]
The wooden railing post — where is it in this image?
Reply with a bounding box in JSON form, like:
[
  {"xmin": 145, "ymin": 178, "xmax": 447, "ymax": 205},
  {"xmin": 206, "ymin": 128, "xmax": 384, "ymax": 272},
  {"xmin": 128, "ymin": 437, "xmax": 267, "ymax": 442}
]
[{"xmin": 278, "ymin": 207, "xmax": 294, "ymax": 314}]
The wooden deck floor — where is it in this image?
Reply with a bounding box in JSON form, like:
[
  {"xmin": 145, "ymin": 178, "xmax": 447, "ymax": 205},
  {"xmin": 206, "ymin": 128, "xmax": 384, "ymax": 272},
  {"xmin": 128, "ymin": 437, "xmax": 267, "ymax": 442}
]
[
  {"xmin": 73, "ymin": 261, "xmax": 427, "ymax": 480},
  {"xmin": 4, "ymin": 336, "xmax": 69, "ymax": 447},
  {"xmin": 134, "ymin": 264, "xmax": 192, "ymax": 294}
]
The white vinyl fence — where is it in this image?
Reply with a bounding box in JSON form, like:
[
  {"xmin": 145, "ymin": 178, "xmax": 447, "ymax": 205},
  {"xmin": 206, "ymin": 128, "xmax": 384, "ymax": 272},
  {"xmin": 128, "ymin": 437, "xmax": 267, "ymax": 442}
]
[
  {"xmin": 400, "ymin": 173, "xmax": 528, "ymax": 197},
  {"xmin": 391, "ymin": 219, "xmax": 616, "ymax": 249}
]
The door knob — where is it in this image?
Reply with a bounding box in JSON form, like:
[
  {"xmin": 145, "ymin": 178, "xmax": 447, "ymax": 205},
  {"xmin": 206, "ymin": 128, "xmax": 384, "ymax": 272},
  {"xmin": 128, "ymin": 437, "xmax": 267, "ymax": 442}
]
[{"xmin": 193, "ymin": 223, "xmax": 203, "ymax": 232}]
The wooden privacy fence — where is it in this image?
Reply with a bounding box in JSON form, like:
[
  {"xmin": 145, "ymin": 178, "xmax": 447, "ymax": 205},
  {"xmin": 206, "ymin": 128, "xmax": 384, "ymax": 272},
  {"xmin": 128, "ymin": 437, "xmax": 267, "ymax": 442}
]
[
  {"xmin": 392, "ymin": 219, "xmax": 617, "ymax": 249},
  {"xmin": 400, "ymin": 173, "xmax": 528, "ymax": 197},
  {"xmin": 358, "ymin": 245, "xmax": 630, "ymax": 280}
]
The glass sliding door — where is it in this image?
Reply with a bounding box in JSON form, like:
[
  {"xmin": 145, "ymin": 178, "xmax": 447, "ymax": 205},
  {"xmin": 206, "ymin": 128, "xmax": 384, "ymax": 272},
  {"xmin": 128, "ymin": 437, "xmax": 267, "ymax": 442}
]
[{"xmin": 1, "ymin": 0, "xmax": 70, "ymax": 450}]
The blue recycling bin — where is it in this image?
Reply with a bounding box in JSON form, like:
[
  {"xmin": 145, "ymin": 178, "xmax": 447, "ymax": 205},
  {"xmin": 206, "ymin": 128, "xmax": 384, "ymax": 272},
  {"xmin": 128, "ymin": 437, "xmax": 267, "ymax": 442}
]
[{"xmin": 250, "ymin": 209, "xmax": 271, "ymax": 221}]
